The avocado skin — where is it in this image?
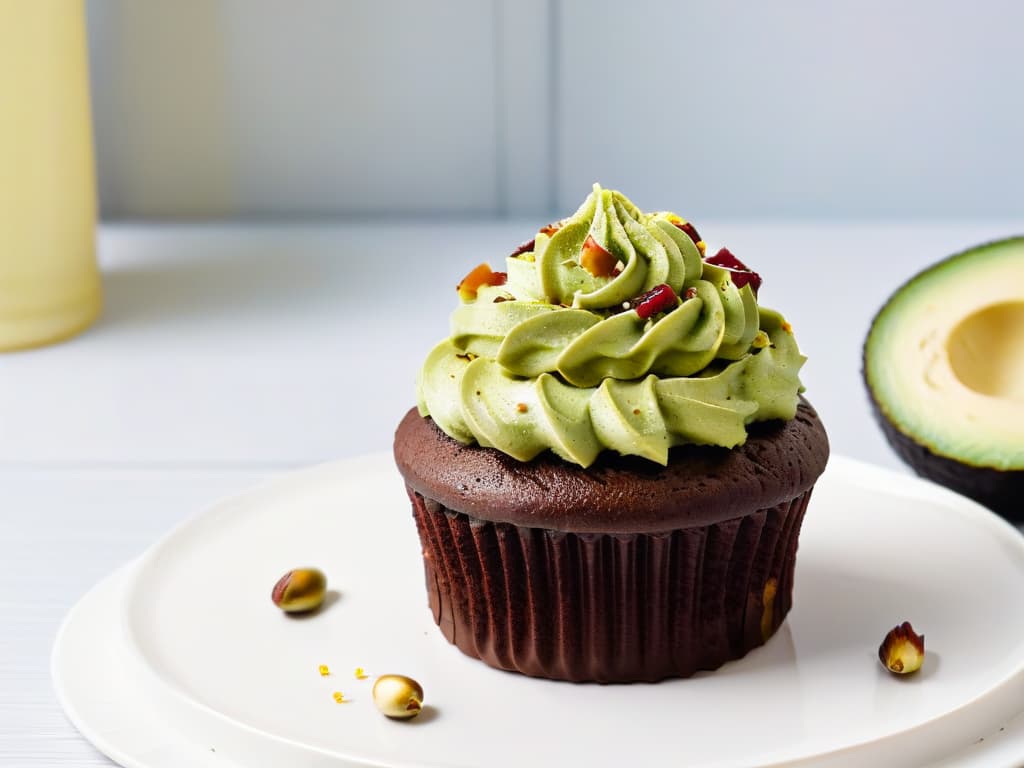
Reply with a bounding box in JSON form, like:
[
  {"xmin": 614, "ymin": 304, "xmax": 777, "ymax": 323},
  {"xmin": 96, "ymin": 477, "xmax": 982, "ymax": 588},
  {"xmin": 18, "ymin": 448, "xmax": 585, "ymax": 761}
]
[{"xmin": 867, "ymin": 388, "xmax": 1024, "ymax": 523}]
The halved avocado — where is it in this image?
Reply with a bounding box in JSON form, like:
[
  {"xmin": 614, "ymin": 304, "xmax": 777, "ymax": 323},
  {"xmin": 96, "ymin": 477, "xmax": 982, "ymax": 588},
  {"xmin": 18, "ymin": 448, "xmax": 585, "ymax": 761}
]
[{"xmin": 864, "ymin": 237, "xmax": 1024, "ymax": 523}]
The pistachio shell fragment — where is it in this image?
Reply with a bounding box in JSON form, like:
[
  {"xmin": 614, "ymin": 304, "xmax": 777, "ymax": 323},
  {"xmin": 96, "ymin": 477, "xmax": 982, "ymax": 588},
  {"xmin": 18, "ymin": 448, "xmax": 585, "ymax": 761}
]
[
  {"xmin": 372, "ymin": 674, "xmax": 424, "ymax": 719},
  {"xmin": 879, "ymin": 621, "xmax": 925, "ymax": 674},
  {"xmin": 271, "ymin": 568, "xmax": 327, "ymax": 613}
]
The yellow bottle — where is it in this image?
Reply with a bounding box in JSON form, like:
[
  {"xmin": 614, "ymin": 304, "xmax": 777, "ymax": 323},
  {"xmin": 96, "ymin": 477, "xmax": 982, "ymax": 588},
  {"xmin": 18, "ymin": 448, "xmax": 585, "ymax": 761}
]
[{"xmin": 0, "ymin": 0, "xmax": 101, "ymax": 352}]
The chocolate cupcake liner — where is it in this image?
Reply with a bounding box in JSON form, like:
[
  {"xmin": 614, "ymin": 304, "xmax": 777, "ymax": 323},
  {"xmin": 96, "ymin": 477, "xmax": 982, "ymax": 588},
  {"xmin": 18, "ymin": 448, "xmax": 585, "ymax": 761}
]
[{"xmin": 407, "ymin": 487, "xmax": 813, "ymax": 683}]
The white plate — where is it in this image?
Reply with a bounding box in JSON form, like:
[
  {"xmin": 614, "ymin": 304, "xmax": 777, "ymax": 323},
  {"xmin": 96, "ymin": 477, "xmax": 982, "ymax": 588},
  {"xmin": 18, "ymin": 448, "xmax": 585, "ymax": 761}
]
[
  {"xmin": 54, "ymin": 454, "xmax": 1024, "ymax": 767},
  {"xmin": 52, "ymin": 564, "xmax": 242, "ymax": 768}
]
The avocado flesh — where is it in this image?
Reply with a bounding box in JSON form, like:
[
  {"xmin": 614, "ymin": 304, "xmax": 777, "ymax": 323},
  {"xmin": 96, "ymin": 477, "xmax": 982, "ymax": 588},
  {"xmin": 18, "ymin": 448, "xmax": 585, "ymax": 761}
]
[{"xmin": 864, "ymin": 238, "xmax": 1024, "ymax": 523}]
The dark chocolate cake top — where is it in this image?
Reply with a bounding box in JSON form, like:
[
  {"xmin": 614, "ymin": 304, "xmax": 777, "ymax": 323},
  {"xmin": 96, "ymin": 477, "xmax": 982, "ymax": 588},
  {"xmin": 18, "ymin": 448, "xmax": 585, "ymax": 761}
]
[{"xmin": 394, "ymin": 398, "xmax": 829, "ymax": 533}]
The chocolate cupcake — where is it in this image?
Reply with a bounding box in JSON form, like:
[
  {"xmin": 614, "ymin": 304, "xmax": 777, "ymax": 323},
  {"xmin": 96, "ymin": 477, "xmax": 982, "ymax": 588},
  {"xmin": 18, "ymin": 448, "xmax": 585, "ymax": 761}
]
[{"xmin": 394, "ymin": 184, "xmax": 828, "ymax": 683}]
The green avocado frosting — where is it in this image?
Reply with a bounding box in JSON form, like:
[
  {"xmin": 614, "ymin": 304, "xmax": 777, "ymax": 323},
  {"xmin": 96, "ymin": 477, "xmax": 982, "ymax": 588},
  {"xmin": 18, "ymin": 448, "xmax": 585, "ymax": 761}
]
[{"xmin": 417, "ymin": 184, "xmax": 806, "ymax": 467}]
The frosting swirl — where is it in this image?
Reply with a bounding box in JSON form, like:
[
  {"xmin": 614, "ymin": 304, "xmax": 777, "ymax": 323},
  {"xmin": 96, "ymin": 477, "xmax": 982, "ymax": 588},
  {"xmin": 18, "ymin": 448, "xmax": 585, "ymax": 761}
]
[{"xmin": 417, "ymin": 184, "xmax": 806, "ymax": 467}]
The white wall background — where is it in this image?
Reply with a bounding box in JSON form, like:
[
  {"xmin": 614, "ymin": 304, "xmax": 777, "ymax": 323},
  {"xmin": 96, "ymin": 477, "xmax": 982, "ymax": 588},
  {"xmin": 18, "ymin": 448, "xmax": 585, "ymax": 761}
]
[{"xmin": 86, "ymin": 0, "xmax": 1024, "ymax": 219}]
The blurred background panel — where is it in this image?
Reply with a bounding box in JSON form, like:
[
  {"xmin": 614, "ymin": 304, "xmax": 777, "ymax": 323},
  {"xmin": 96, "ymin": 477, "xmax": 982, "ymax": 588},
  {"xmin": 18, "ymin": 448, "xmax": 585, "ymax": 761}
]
[
  {"xmin": 85, "ymin": 0, "xmax": 554, "ymax": 218},
  {"xmin": 86, "ymin": 0, "xmax": 1024, "ymax": 219},
  {"xmin": 556, "ymin": 0, "xmax": 1024, "ymax": 219}
]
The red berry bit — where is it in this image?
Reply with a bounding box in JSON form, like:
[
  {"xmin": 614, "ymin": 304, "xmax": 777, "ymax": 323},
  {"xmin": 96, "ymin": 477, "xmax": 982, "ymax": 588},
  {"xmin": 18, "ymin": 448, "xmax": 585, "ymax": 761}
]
[
  {"xmin": 509, "ymin": 238, "xmax": 535, "ymax": 257},
  {"xmin": 704, "ymin": 247, "xmax": 762, "ymax": 294},
  {"xmin": 671, "ymin": 220, "xmax": 702, "ymax": 247},
  {"xmin": 509, "ymin": 221, "xmax": 564, "ymax": 258},
  {"xmin": 631, "ymin": 284, "xmax": 679, "ymax": 319}
]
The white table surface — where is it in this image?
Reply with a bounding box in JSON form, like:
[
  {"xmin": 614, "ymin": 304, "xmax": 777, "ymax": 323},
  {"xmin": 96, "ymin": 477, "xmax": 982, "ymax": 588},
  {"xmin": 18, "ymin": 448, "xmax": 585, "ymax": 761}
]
[{"xmin": 3, "ymin": 220, "xmax": 1023, "ymax": 767}]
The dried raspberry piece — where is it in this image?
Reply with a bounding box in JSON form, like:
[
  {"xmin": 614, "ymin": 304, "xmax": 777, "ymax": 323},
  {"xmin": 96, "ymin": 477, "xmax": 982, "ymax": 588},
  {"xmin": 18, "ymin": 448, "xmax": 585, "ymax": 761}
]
[
  {"xmin": 704, "ymin": 247, "xmax": 750, "ymax": 272},
  {"xmin": 671, "ymin": 220, "xmax": 702, "ymax": 247},
  {"xmin": 509, "ymin": 221, "xmax": 564, "ymax": 258},
  {"xmin": 705, "ymin": 247, "xmax": 762, "ymax": 294},
  {"xmin": 509, "ymin": 238, "xmax": 535, "ymax": 258},
  {"xmin": 632, "ymin": 284, "xmax": 679, "ymax": 319}
]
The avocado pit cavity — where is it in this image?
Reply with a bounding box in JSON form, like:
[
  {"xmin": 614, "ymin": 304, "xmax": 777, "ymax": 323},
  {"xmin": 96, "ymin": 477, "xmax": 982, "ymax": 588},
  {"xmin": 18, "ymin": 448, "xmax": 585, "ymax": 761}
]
[{"xmin": 946, "ymin": 300, "xmax": 1024, "ymax": 402}]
